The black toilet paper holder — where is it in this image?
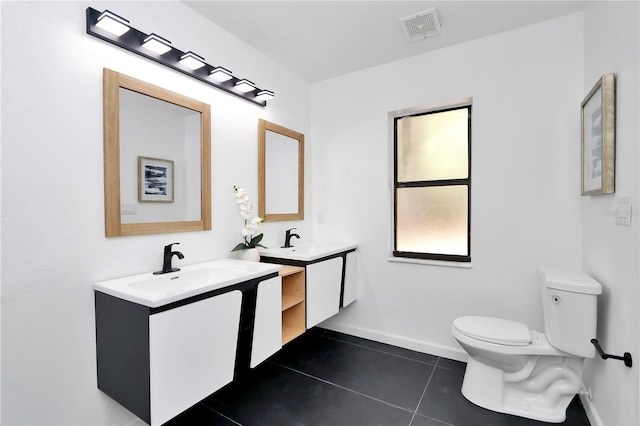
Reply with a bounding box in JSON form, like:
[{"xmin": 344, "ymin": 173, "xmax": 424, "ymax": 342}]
[{"xmin": 591, "ymin": 339, "xmax": 632, "ymax": 368}]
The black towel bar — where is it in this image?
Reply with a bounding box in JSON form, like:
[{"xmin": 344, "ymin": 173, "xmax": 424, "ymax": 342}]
[{"xmin": 591, "ymin": 339, "xmax": 632, "ymax": 368}]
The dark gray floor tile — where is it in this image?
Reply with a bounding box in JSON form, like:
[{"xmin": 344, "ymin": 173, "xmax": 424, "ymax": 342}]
[
  {"xmin": 203, "ymin": 362, "xmax": 414, "ymax": 426},
  {"xmin": 167, "ymin": 328, "xmax": 590, "ymax": 426},
  {"xmin": 563, "ymin": 396, "xmax": 592, "ymax": 426},
  {"xmin": 273, "ymin": 329, "xmax": 434, "ymax": 410},
  {"xmin": 313, "ymin": 328, "xmax": 439, "ymax": 365},
  {"xmin": 410, "ymin": 413, "xmax": 454, "ymax": 426},
  {"xmin": 418, "ymin": 366, "xmax": 590, "ymax": 426},
  {"xmin": 418, "ymin": 366, "xmax": 523, "ymax": 426},
  {"xmin": 165, "ymin": 403, "xmax": 241, "ymax": 426},
  {"xmin": 435, "ymin": 357, "xmax": 466, "ymax": 373}
]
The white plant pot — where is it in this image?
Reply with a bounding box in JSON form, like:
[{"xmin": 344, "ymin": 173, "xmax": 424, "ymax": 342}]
[{"xmin": 237, "ymin": 248, "xmax": 260, "ymax": 262}]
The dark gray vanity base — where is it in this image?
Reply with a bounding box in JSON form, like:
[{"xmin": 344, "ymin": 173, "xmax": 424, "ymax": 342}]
[{"xmin": 95, "ymin": 292, "xmax": 152, "ymax": 423}]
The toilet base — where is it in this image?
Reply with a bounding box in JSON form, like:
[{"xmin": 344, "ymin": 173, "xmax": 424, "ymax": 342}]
[{"xmin": 461, "ymin": 356, "xmax": 583, "ymax": 423}]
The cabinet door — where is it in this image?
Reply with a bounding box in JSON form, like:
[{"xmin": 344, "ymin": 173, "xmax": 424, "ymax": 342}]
[
  {"xmin": 251, "ymin": 276, "xmax": 282, "ymax": 368},
  {"xmin": 306, "ymin": 257, "xmax": 343, "ymax": 328},
  {"xmin": 149, "ymin": 290, "xmax": 242, "ymax": 426},
  {"xmin": 342, "ymin": 251, "xmax": 358, "ymax": 307}
]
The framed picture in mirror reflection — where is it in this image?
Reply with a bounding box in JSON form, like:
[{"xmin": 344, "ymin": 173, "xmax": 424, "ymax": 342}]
[{"xmin": 138, "ymin": 156, "xmax": 174, "ymax": 203}]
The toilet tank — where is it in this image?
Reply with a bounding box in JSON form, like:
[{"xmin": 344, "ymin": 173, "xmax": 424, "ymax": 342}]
[{"xmin": 537, "ymin": 268, "xmax": 602, "ymax": 358}]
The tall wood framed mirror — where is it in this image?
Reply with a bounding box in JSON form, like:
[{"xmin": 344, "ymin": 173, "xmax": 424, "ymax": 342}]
[
  {"xmin": 258, "ymin": 119, "xmax": 304, "ymax": 221},
  {"xmin": 103, "ymin": 68, "xmax": 211, "ymax": 236}
]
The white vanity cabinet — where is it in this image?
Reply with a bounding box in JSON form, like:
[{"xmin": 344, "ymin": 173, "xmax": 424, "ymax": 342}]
[
  {"xmin": 149, "ymin": 291, "xmax": 242, "ymax": 426},
  {"xmin": 306, "ymin": 257, "xmax": 344, "ymax": 328},
  {"xmin": 342, "ymin": 251, "xmax": 358, "ymax": 307},
  {"xmin": 250, "ymin": 276, "xmax": 282, "ymax": 367},
  {"xmin": 306, "ymin": 251, "xmax": 358, "ymax": 327}
]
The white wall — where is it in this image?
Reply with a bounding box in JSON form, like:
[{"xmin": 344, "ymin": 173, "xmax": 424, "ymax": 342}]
[
  {"xmin": 3, "ymin": 2, "xmax": 638, "ymax": 425},
  {"xmin": 1, "ymin": 1, "xmax": 311, "ymax": 424},
  {"xmin": 581, "ymin": 2, "xmax": 640, "ymax": 426},
  {"xmin": 313, "ymin": 12, "xmax": 585, "ymax": 359}
]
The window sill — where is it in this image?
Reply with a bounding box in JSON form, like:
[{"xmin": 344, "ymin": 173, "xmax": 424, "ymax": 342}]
[{"xmin": 387, "ymin": 257, "xmax": 472, "ymax": 269}]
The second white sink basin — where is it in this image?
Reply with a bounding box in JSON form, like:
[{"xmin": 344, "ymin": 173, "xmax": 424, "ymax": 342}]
[
  {"xmin": 94, "ymin": 259, "xmax": 281, "ymax": 308},
  {"xmin": 259, "ymin": 241, "xmax": 357, "ymax": 262}
]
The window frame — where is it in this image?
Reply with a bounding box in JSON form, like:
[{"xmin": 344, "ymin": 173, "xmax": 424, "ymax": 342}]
[{"xmin": 391, "ymin": 100, "xmax": 472, "ymax": 263}]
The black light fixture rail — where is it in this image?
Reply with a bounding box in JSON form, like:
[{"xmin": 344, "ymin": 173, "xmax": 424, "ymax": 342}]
[
  {"xmin": 85, "ymin": 7, "xmax": 273, "ymax": 107},
  {"xmin": 591, "ymin": 339, "xmax": 632, "ymax": 368}
]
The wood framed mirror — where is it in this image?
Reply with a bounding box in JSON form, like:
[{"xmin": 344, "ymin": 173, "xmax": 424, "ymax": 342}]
[
  {"xmin": 258, "ymin": 119, "xmax": 304, "ymax": 221},
  {"xmin": 103, "ymin": 68, "xmax": 211, "ymax": 236}
]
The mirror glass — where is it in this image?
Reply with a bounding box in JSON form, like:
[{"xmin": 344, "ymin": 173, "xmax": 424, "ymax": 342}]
[
  {"xmin": 258, "ymin": 119, "xmax": 304, "ymax": 221},
  {"xmin": 103, "ymin": 68, "xmax": 211, "ymax": 236}
]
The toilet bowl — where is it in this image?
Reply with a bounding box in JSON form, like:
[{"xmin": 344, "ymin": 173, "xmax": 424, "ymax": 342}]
[{"xmin": 452, "ymin": 268, "xmax": 602, "ymax": 423}]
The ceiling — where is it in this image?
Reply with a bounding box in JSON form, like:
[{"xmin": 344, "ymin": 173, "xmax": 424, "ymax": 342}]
[{"xmin": 183, "ymin": 1, "xmax": 586, "ymax": 83}]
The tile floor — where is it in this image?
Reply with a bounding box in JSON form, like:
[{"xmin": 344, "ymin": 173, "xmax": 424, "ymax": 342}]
[{"xmin": 166, "ymin": 328, "xmax": 591, "ymax": 426}]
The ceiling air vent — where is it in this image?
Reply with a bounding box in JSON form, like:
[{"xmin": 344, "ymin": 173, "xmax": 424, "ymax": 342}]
[{"xmin": 400, "ymin": 8, "xmax": 442, "ymax": 42}]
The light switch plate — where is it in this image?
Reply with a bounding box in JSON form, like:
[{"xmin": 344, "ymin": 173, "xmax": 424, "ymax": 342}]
[
  {"xmin": 121, "ymin": 203, "xmax": 137, "ymax": 215},
  {"xmin": 615, "ymin": 196, "xmax": 631, "ymax": 226}
]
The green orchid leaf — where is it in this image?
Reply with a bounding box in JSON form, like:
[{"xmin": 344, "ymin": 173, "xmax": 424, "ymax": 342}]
[
  {"xmin": 249, "ymin": 233, "xmax": 264, "ymax": 247},
  {"xmin": 231, "ymin": 243, "xmax": 248, "ymax": 251}
]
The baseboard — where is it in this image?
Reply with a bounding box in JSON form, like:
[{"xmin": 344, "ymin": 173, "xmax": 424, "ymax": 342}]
[
  {"xmin": 320, "ymin": 320, "xmax": 468, "ymax": 362},
  {"xmin": 580, "ymin": 394, "xmax": 603, "ymax": 426},
  {"xmin": 123, "ymin": 418, "xmax": 147, "ymax": 426}
]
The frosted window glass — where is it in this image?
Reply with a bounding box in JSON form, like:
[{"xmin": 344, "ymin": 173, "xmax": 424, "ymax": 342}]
[
  {"xmin": 397, "ymin": 108, "xmax": 468, "ymax": 182},
  {"xmin": 396, "ymin": 186, "xmax": 468, "ymax": 256}
]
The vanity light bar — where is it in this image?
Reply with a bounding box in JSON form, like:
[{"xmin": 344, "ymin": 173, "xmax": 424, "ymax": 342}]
[
  {"xmin": 255, "ymin": 90, "xmax": 275, "ymax": 101},
  {"xmin": 210, "ymin": 66, "xmax": 233, "ymax": 82},
  {"xmin": 179, "ymin": 51, "xmax": 206, "ymax": 70},
  {"xmin": 85, "ymin": 7, "xmax": 274, "ymax": 107},
  {"xmin": 141, "ymin": 33, "xmax": 172, "ymax": 55},
  {"xmin": 235, "ymin": 79, "xmax": 256, "ymax": 93},
  {"xmin": 95, "ymin": 10, "xmax": 130, "ymax": 37}
]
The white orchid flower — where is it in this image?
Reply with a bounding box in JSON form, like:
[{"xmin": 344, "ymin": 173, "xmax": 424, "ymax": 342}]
[{"xmin": 233, "ymin": 185, "xmax": 266, "ymax": 252}]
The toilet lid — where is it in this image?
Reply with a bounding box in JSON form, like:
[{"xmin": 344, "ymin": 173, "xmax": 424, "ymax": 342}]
[{"xmin": 453, "ymin": 316, "xmax": 532, "ymax": 346}]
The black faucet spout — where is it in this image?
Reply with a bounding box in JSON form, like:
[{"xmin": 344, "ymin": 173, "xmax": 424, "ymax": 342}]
[
  {"xmin": 154, "ymin": 243, "xmax": 184, "ymax": 275},
  {"xmin": 282, "ymin": 228, "xmax": 300, "ymax": 248}
]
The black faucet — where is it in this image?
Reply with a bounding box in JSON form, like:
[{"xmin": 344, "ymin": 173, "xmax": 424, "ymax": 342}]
[
  {"xmin": 282, "ymin": 228, "xmax": 300, "ymax": 248},
  {"xmin": 153, "ymin": 243, "xmax": 184, "ymax": 275}
]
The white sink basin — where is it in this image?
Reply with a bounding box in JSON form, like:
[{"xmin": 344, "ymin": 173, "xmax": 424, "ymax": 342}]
[
  {"xmin": 259, "ymin": 241, "xmax": 357, "ymax": 262},
  {"xmin": 129, "ymin": 267, "xmax": 245, "ymax": 293},
  {"xmin": 94, "ymin": 259, "xmax": 281, "ymax": 307}
]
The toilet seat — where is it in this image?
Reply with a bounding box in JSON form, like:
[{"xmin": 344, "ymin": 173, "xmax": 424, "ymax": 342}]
[{"xmin": 453, "ymin": 316, "xmax": 531, "ymax": 346}]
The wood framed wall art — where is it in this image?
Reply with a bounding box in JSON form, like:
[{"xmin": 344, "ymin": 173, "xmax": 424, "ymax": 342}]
[{"xmin": 581, "ymin": 73, "xmax": 615, "ymax": 196}]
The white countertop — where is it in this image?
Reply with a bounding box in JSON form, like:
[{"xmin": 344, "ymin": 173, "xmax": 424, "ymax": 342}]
[
  {"xmin": 259, "ymin": 241, "xmax": 357, "ymax": 262},
  {"xmin": 94, "ymin": 259, "xmax": 281, "ymax": 308}
]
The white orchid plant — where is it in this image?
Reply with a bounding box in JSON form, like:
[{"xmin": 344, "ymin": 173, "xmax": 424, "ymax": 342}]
[{"xmin": 232, "ymin": 186, "xmax": 266, "ymax": 251}]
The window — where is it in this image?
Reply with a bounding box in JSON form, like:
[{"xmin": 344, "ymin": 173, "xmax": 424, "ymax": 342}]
[{"xmin": 392, "ymin": 101, "xmax": 471, "ymax": 262}]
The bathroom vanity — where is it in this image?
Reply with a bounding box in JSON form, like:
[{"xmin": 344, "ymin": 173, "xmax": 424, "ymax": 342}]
[
  {"xmin": 94, "ymin": 244, "xmax": 357, "ymax": 426},
  {"xmin": 94, "ymin": 260, "xmax": 282, "ymax": 426},
  {"xmin": 260, "ymin": 241, "xmax": 358, "ymax": 329}
]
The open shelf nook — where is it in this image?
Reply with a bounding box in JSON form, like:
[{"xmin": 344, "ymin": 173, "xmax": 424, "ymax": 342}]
[{"xmin": 279, "ymin": 265, "xmax": 306, "ymax": 345}]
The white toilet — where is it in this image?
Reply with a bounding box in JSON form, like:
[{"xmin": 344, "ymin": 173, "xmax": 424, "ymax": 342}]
[{"xmin": 451, "ymin": 267, "xmax": 602, "ymax": 423}]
